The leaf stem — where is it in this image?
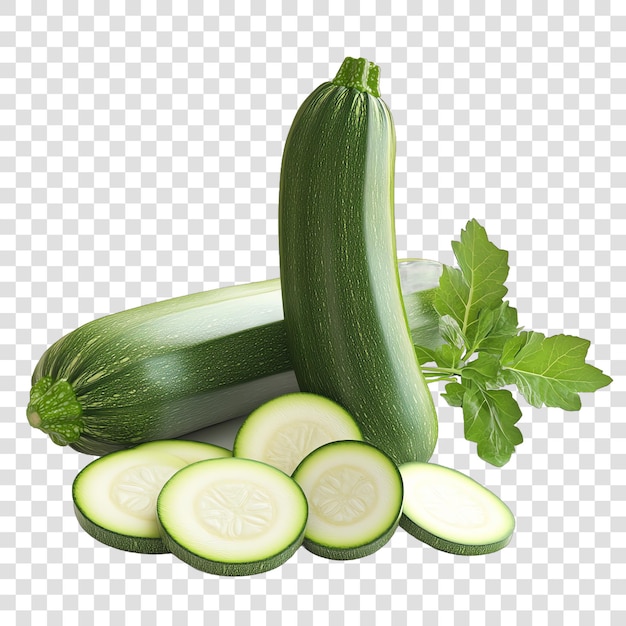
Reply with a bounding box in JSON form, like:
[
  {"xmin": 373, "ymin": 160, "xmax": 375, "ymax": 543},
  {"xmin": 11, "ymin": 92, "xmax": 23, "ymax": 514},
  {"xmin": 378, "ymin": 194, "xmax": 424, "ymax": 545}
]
[
  {"xmin": 422, "ymin": 365, "xmax": 463, "ymax": 385},
  {"xmin": 424, "ymin": 375, "xmax": 459, "ymax": 384},
  {"xmin": 422, "ymin": 365, "xmax": 463, "ymax": 376}
]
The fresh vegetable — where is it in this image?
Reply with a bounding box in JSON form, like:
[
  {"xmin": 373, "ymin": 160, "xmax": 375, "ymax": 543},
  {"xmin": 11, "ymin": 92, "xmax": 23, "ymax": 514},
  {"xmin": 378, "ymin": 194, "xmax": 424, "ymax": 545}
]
[
  {"xmin": 399, "ymin": 462, "xmax": 515, "ymax": 555},
  {"xmin": 156, "ymin": 457, "xmax": 308, "ymax": 576},
  {"xmin": 278, "ymin": 56, "xmax": 438, "ymax": 466},
  {"xmin": 415, "ymin": 219, "xmax": 613, "ymax": 466},
  {"xmin": 233, "ymin": 392, "xmax": 362, "ymax": 475},
  {"xmin": 292, "ymin": 440, "xmax": 403, "ymax": 560},
  {"xmin": 73, "ymin": 440, "xmax": 231, "ymax": 553},
  {"xmin": 26, "ymin": 258, "xmax": 442, "ymax": 456}
]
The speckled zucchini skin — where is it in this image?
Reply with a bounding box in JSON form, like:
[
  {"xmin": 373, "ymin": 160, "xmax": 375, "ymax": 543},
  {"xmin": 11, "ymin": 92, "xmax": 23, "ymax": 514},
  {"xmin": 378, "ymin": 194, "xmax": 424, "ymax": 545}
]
[{"xmin": 278, "ymin": 58, "xmax": 438, "ymax": 465}]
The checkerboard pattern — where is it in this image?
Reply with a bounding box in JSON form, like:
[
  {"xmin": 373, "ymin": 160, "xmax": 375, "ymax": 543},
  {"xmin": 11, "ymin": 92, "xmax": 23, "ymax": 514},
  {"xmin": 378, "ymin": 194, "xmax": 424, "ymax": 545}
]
[{"xmin": 1, "ymin": 2, "xmax": 623, "ymax": 624}]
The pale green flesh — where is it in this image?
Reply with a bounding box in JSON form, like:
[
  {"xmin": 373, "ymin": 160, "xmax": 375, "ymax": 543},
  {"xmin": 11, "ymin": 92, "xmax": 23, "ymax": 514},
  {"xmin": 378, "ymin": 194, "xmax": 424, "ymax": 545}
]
[
  {"xmin": 73, "ymin": 448, "xmax": 188, "ymax": 543},
  {"xmin": 135, "ymin": 439, "xmax": 232, "ymax": 464},
  {"xmin": 292, "ymin": 440, "xmax": 403, "ymax": 556},
  {"xmin": 233, "ymin": 392, "xmax": 362, "ymax": 475},
  {"xmin": 157, "ymin": 457, "xmax": 308, "ymax": 574},
  {"xmin": 399, "ymin": 462, "xmax": 515, "ymax": 553},
  {"xmin": 72, "ymin": 442, "xmax": 233, "ymax": 553}
]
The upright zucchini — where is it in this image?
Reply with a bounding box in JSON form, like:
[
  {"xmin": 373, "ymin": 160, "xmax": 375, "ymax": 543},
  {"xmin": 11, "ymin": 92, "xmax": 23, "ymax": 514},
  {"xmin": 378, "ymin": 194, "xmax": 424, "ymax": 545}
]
[
  {"xmin": 27, "ymin": 259, "xmax": 442, "ymax": 456},
  {"xmin": 279, "ymin": 57, "xmax": 438, "ymax": 465}
]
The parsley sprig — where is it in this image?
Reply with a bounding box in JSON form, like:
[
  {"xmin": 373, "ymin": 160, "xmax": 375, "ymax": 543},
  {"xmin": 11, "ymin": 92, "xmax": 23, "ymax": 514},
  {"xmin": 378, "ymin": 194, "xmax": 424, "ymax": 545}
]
[{"xmin": 416, "ymin": 219, "xmax": 612, "ymax": 467}]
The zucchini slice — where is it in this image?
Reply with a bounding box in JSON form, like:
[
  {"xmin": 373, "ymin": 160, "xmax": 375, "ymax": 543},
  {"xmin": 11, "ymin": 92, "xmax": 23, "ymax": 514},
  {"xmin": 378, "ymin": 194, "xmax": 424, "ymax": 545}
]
[
  {"xmin": 399, "ymin": 462, "xmax": 515, "ymax": 555},
  {"xmin": 233, "ymin": 392, "xmax": 362, "ymax": 475},
  {"xmin": 134, "ymin": 439, "xmax": 232, "ymax": 464},
  {"xmin": 156, "ymin": 457, "xmax": 308, "ymax": 576},
  {"xmin": 292, "ymin": 440, "xmax": 403, "ymax": 560},
  {"xmin": 72, "ymin": 441, "xmax": 231, "ymax": 553},
  {"xmin": 72, "ymin": 447, "xmax": 188, "ymax": 554}
]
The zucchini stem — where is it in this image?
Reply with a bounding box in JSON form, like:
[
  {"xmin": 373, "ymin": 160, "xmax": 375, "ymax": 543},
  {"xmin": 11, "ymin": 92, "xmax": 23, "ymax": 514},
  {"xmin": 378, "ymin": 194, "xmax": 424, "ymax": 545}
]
[
  {"xmin": 27, "ymin": 376, "xmax": 84, "ymax": 445},
  {"xmin": 331, "ymin": 56, "xmax": 381, "ymax": 97}
]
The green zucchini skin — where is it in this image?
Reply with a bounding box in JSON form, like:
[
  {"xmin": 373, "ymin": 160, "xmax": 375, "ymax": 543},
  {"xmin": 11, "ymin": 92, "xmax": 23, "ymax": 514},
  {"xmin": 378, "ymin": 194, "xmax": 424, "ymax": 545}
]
[
  {"xmin": 278, "ymin": 57, "xmax": 439, "ymax": 466},
  {"xmin": 28, "ymin": 279, "xmax": 296, "ymax": 455}
]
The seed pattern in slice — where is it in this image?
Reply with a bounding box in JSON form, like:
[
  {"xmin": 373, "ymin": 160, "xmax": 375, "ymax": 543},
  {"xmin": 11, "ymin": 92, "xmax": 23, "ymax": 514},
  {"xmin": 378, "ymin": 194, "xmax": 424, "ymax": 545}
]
[
  {"xmin": 110, "ymin": 464, "xmax": 178, "ymax": 521},
  {"xmin": 292, "ymin": 440, "xmax": 403, "ymax": 561},
  {"xmin": 157, "ymin": 457, "xmax": 308, "ymax": 576},
  {"xmin": 310, "ymin": 465, "xmax": 376, "ymax": 525},
  {"xmin": 72, "ymin": 447, "xmax": 188, "ymax": 554},
  {"xmin": 196, "ymin": 481, "xmax": 275, "ymax": 539},
  {"xmin": 264, "ymin": 421, "xmax": 333, "ymax": 474},
  {"xmin": 233, "ymin": 392, "xmax": 363, "ymax": 475}
]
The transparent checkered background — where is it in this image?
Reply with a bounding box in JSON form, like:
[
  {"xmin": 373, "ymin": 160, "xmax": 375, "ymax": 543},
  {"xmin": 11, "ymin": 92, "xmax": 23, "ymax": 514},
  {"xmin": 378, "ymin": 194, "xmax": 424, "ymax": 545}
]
[{"xmin": 1, "ymin": 1, "xmax": 624, "ymax": 624}]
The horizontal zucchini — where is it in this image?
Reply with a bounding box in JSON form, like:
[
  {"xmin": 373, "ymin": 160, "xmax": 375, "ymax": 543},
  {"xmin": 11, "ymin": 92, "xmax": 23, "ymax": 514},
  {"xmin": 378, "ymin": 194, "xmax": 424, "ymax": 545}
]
[
  {"xmin": 27, "ymin": 259, "xmax": 442, "ymax": 456},
  {"xmin": 278, "ymin": 57, "xmax": 439, "ymax": 465}
]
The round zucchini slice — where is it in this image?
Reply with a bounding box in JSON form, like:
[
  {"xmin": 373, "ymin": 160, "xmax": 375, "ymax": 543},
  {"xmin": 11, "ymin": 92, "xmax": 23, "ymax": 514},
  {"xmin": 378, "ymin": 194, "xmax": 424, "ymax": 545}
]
[
  {"xmin": 233, "ymin": 392, "xmax": 362, "ymax": 475},
  {"xmin": 72, "ymin": 447, "xmax": 188, "ymax": 554},
  {"xmin": 292, "ymin": 440, "xmax": 403, "ymax": 560},
  {"xmin": 156, "ymin": 457, "xmax": 308, "ymax": 576},
  {"xmin": 399, "ymin": 462, "xmax": 515, "ymax": 555}
]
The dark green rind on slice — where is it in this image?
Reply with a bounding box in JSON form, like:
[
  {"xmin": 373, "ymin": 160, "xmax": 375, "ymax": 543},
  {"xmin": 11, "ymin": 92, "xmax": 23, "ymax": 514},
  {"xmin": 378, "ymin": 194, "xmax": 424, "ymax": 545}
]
[
  {"xmin": 302, "ymin": 516, "xmax": 401, "ymax": 561},
  {"xmin": 399, "ymin": 513, "xmax": 514, "ymax": 556},
  {"xmin": 157, "ymin": 517, "xmax": 305, "ymax": 577},
  {"xmin": 72, "ymin": 499, "xmax": 168, "ymax": 555}
]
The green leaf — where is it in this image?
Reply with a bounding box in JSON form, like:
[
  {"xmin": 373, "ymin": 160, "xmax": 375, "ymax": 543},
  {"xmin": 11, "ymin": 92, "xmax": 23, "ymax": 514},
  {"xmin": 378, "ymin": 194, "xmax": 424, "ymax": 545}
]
[
  {"xmin": 415, "ymin": 218, "xmax": 612, "ymax": 466},
  {"xmin": 500, "ymin": 331, "xmax": 613, "ymax": 411},
  {"xmin": 475, "ymin": 302, "xmax": 521, "ymax": 355},
  {"xmin": 442, "ymin": 382, "xmax": 466, "ymax": 407},
  {"xmin": 462, "ymin": 384, "xmax": 523, "ymax": 467},
  {"xmin": 415, "ymin": 344, "xmax": 438, "ymax": 366},
  {"xmin": 461, "ymin": 353, "xmax": 501, "ymax": 389},
  {"xmin": 434, "ymin": 343, "xmax": 464, "ymax": 370},
  {"xmin": 435, "ymin": 219, "xmax": 509, "ymax": 347}
]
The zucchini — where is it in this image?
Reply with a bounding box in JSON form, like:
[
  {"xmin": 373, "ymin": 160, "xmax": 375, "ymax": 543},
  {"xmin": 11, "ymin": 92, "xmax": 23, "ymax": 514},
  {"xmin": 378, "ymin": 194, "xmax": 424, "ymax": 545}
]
[
  {"xmin": 72, "ymin": 440, "xmax": 231, "ymax": 553},
  {"xmin": 233, "ymin": 392, "xmax": 363, "ymax": 475},
  {"xmin": 292, "ymin": 440, "xmax": 403, "ymax": 560},
  {"xmin": 399, "ymin": 462, "xmax": 515, "ymax": 555},
  {"xmin": 156, "ymin": 457, "xmax": 308, "ymax": 576},
  {"xmin": 27, "ymin": 259, "xmax": 442, "ymax": 456},
  {"xmin": 278, "ymin": 56, "xmax": 439, "ymax": 465}
]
